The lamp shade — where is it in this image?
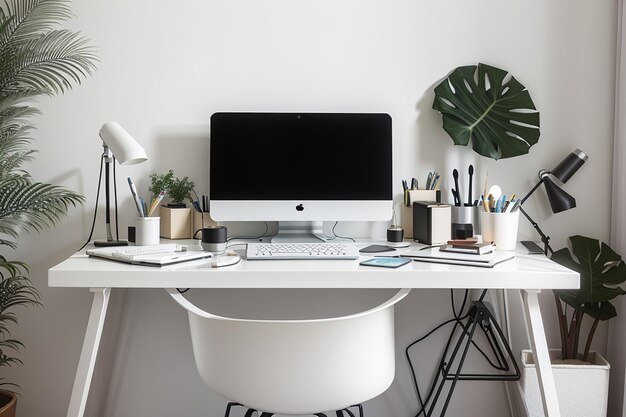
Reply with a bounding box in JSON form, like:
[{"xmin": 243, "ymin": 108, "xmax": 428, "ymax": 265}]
[
  {"xmin": 99, "ymin": 122, "xmax": 147, "ymax": 165},
  {"xmin": 543, "ymin": 177, "xmax": 576, "ymax": 213},
  {"xmin": 550, "ymin": 149, "xmax": 587, "ymax": 184}
]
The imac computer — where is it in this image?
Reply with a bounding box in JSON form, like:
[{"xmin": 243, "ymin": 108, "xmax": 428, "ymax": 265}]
[{"xmin": 209, "ymin": 112, "xmax": 392, "ymax": 242}]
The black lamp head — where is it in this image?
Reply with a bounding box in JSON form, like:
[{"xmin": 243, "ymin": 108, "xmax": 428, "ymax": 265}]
[
  {"xmin": 542, "ymin": 177, "xmax": 576, "ymax": 213},
  {"xmin": 550, "ymin": 149, "xmax": 587, "ymax": 184}
]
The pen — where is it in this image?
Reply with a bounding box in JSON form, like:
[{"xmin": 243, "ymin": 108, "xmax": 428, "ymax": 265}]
[
  {"xmin": 426, "ymin": 172, "xmax": 433, "ymax": 190},
  {"xmin": 402, "ymin": 179, "xmax": 408, "ymax": 192},
  {"xmin": 411, "ymin": 178, "xmax": 418, "ymax": 190},
  {"xmin": 127, "ymin": 177, "xmax": 145, "ymax": 217},
  {"xmin": 148, "ymin": 191, "xmax": 165, "ymax": 217},
  {"xmin": 431, "ymin": 173, "xmax": 440, "ymax": 190}
]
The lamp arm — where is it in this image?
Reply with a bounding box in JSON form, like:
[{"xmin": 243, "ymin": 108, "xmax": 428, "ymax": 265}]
[
  {"xmin": 517, "ymin": 205, "xmax": 554, "ymax": 256},
  {"xmin": 520, "ymin": 174, "xmax": 548, "ymax": 205}
]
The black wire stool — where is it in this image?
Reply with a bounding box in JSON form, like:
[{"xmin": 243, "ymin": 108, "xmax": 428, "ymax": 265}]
[
  {"xmin": 224, "ymin": 402, "xmax": 364, "ymax": 417},
  {"xmin": 407, "ymin": 290, "xmax": 520, "ymax": 417}
]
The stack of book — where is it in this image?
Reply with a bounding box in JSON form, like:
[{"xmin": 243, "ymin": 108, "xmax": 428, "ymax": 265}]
[{"xmin": 440, "ymin": 239, "xmax": 496, "ymax": 255}]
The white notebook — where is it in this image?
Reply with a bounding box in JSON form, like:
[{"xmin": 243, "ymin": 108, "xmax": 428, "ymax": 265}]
[
  {"xmin": 400, "ymin": 247, "xmax": 515, "ymax": 268},
  {"xmin": 86, "ymin": 245, "xmax": 212, "ymax": 267}
]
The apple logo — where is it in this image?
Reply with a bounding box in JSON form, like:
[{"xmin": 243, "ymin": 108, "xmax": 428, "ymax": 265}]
[{"xmin": 296, "ymin": 204, "xmax": 304, "ymax": 211}]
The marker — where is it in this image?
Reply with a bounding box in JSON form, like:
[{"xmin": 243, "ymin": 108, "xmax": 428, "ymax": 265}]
[{"xmin": 127, "ymin": 177, "xmax": 145, "ymax": 217}]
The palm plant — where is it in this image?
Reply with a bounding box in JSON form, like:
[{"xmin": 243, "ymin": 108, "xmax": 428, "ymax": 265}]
[{"xmin": 0, "ymin": 0, "xmax": 96, "ymax": 391}]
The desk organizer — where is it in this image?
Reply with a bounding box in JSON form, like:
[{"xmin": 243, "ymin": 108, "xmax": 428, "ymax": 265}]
[
  {"xmin": 451, "ymin": 206, "xmax": 480, "ymax": 239},
  {"xmin": 160, "ymin": 206, "xmax": 192, "ymax": 239},
  {"xmin": 413, "ymin": 201, "xmax": 451, "ymax": 245},
  {"xmin": 401, "ymin": 190, "xmax": 441, "ymax": 239}
]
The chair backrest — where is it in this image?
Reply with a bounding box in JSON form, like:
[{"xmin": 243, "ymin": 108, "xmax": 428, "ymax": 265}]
[{"xmin": 167, "ymin": 288, "xmax": 410, "ymax": 415}]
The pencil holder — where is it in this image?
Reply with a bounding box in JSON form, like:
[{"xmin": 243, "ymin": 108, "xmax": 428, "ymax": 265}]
[
  {"xmin": 451, "ymin": 206, "xmax": 480, "ymax": 239},
  {"xmin": 479, "ymin": 210, "xmax": 519, "ymax": 251},
  {"xmin": 136, "ymin": 217, "xmax": 160, "ymax": 246}
]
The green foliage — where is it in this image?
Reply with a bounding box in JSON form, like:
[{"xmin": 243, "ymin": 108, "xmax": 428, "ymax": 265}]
[
  {"xmin": 168, "ymin": 176, "xmax": 194, "ymax": 205},
  {"xmin": 149, "ymin": 170, "xmax": 195, "ymax": 205},
  {"xmin": 551, "ymin": 236, "xmax": 626, "ymax": 360},
  {"xmin": 432, "ymin": 63, "xmax": 540, "ymax": 160},
  {"xmin": 149, "ymin": 169, "xmax": 174, "ymax": 198},
  {"xmin": 553, "ymin": 236, "xmax": 626, "ymax": 319},
  {"xmin": 0, "ymin": 0, "xmax": 96, "ymax": 387}
]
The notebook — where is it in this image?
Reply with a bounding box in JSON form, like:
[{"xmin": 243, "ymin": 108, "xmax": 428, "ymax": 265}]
[
  {"xmin": 86, "ymin": 245, "xmax": 213, "ymax": 266},
  {"xmin": 400, "ymin": 247, "xmax": 515, "ymax": 268}
]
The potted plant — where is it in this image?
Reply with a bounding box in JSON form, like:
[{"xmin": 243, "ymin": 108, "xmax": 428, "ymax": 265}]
[
  {"xmin": 521, "ymin": 235, "xmax": 626, "ymax": 417},
  {"xmin": 149, "ymin": 170, "xmax": 196, "ymax": 238},
  {"xmin": 0, "ymin": 0, "xmax": 96, "ymax": 413}
]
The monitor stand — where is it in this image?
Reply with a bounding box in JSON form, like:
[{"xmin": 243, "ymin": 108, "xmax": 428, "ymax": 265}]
[{"xmin": 271, "ymin": 221, "xmax": 327, "ymax": 243}]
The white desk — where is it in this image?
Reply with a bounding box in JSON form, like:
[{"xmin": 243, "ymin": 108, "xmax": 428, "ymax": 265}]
[{"xmin": 48, "ymin": 241, "xmax": 579, "ymax": 417}]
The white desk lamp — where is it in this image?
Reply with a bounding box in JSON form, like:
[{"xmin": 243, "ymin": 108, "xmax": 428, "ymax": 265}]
[{"xmin": 94, "ymin": 122, "xmax": 147, "ymax": 247}]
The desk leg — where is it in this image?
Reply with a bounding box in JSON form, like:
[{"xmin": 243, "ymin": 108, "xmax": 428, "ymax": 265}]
[
  {"xmin": 66, "ymin": 287, "xmax": 111, "ymax": 417},
  {"xmin": 522, "ymin": 289, "xmax": 560, "ymax": 417}
]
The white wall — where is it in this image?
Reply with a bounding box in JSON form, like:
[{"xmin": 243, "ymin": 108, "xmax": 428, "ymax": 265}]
[{"xmin": 4, "ymin": 1, "xmax": 617, "ymax": 416}]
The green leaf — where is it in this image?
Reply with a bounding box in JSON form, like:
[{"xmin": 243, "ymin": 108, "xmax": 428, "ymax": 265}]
[
  {"xmin": 432, "ymin": 63, "xmax": 540, "ymax": 160},
  {"xmin": 552, "ymin": 235, "xmax": 626, "ymax": 319}
]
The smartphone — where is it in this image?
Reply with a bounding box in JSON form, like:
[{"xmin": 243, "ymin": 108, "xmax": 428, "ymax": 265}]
[{"xmin": 359, "ymin": 257, "xmax": 411, "ymax": 268}]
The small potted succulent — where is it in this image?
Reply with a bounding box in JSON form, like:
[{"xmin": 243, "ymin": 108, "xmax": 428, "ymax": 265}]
[{"xmin": 149, "ymin": 170, "xmax": 196, "ymax": 238}]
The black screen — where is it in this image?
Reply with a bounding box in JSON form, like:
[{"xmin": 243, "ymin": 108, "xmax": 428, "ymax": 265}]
[{"xmin": 210, "ymin": 113, "xmax": 392, "ymax": 200}]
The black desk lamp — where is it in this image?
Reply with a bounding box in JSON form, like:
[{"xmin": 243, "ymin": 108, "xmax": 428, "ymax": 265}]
[
  {"xmin": 93, "ymin": 122, "xmax": 147, "ymax": 247},
  {"xmin": 519, "ymin": 149, "xmax": 587, "ymax": 255}
]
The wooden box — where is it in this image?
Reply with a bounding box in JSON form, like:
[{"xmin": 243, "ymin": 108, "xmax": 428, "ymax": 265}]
[{"xmin": 159, "ymin": 206, "xmax": 192, "ymax": 239}]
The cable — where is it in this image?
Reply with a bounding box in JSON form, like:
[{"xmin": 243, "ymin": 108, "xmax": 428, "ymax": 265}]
[
  {"xmin": 78, "ymin": 154, "xmax": 105, "ymax": 252},
  {"xmin": 330, "ymin": 221, "xmax": 355, "ymax": 242},
  {"xmin": 226, "ymin": 222, "xmax": 270, "ymax": 242}
]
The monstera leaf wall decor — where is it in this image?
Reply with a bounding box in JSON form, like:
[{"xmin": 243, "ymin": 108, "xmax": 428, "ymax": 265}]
[{"xmin": 432, "ymin": 63, "xmax": 540, "ymax": 160}]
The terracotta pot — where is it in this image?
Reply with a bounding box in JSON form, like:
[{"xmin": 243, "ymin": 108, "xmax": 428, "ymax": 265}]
[{"xmin": 0, "ymin": 390, "xmax": 16, "ymax": 417}]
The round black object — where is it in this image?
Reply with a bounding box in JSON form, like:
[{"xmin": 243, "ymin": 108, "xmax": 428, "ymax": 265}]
[
  {"xmin": 202, "ymin": 226, "xmax": 227, "ymax": 244},
  {"xmin": 202, "ymin": 226, "xmax": 227, "ymax": 253},
  {"xmin": 387, "ymin": 227, "xmax": 404, "ymax": 243}
]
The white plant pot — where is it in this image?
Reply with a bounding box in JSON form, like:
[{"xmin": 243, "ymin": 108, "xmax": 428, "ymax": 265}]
[{"xmin": 521, "ymin": 349, "xmax": 610, "ymax": 417}]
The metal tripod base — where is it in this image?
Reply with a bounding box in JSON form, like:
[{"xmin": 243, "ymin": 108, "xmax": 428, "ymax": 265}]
[{"xmin": 419, "ymin": 300, "xmax": 520, "ymax": 417}]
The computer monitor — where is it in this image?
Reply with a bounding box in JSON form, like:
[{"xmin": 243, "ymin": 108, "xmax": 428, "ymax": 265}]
[{"xmin": 209, "ymin": 112, "xmax": 393, "ymax": 242}]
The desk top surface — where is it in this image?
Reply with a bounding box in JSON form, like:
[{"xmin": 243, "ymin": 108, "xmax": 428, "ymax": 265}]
[{"xmin": 48, "ymin": 240, "xmax": 579, "ymax": 290}]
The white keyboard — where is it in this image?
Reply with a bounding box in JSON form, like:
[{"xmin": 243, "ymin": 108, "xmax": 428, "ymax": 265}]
[{"xmin": 246, "ymin": 242, "xmax": 359, "ymax": 260}]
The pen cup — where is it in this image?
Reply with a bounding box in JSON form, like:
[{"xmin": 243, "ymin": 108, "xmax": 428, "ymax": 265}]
[
  {"xmin": 451, "ymin": 206, "xmax": 480, "ymax": 239},
  {"xmin": 136, "ymin": 217, "xmax": 160, "ymax": 246},
  {"xmin": 479, "ymin": 210, "xmax": 519, "ymax": 251}
]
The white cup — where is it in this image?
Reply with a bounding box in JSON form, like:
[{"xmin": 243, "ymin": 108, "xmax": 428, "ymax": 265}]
[
  {"xmin": 479, "ymin": 210, "xmax": 519, "ymax": 251},
  {"xmin": 136, "ymin": 217, "xmax": 160, "ymax": 246}
]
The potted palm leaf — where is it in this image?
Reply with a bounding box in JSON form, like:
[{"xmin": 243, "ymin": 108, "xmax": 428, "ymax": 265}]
[
  {"xmin": 0, "ymin": 0, "xmax": 96, "ymax": 414},
  {"xmin": 521, "ymin": 236, "xmax": 626, "ymax": 417}
]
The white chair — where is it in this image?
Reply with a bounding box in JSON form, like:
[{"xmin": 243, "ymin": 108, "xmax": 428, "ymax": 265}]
[{"xmin": 167, "ymin": 288, "xmax": 411, "ymax": 416}]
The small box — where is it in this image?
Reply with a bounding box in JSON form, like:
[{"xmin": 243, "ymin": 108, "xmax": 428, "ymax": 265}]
[
  {"xmin": 413, "ymin": 201, "xmax": 451, "ymax": 245},
  {"xmin": 402, "ymin": 190, "xmax": 441, "ymax": 239},
  {"xmin": 159, "ymin": 206, "xmax": 192, "ymax": 239}
]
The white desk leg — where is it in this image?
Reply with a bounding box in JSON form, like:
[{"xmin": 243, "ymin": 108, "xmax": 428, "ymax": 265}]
[
  {"xmin": 66, "ymin": 287, "xmax": 111, "ymax": 417},
  {"xmin": 522, "ymin": 289, "xmax": 560, "ymax": 417}
]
